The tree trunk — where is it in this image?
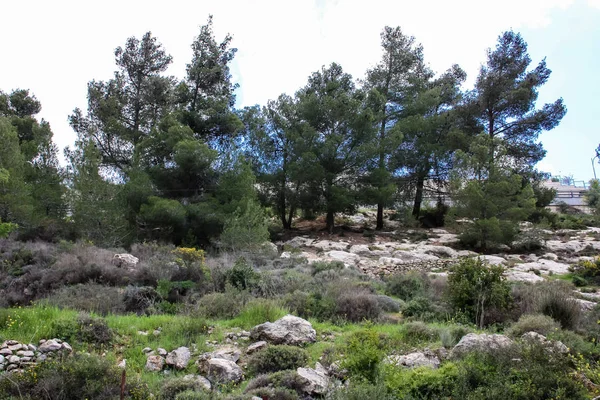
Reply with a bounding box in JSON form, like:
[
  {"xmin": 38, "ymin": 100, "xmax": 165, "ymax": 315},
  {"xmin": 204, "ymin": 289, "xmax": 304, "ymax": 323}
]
[
  {"xmin": 326, "ymin": 210, "xmax": 334, "ymax": 233},
  {"xmin": 412, "ymin": 174, "xmax": 426, "ymax": 218},
  {"xmin": 376, "ymin": 204, "xmax": 384, "ymax": 230}
]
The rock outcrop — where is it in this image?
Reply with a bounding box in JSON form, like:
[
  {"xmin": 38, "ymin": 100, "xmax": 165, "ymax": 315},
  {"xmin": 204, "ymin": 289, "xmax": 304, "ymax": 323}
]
[{"xmin": 251, "ymin": 315, "xmax": 316, "ymax": 346}]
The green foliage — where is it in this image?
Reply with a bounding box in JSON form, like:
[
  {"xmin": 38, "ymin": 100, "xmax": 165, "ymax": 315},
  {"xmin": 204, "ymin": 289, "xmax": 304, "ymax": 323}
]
[
  {"xmin": 451, "ymin": 346, "xmax": 586, "ymax": 399},
  {"xmin": 586, "ymin": 179, "xmax": 600, "ymax": 214},
  {"xmin": 0, "ymin": 353, "xmax": 149, "ymax": 399},
  {"xmin": 571, "ymin": 256, "xmax": 600, "ymax": 285},
  {"xmin": 220, "ymin": 197, "xmax": 270, "ymax": 251},
  {"xmin": 226, "ymin": 257, "xmax": 260, "ymax": 290},
  {"xmin": 385, "ymin": 271, "xmax": 428, "ymax": 301},
  {"xmin": 247, "ymin": 345, "xmax": 309, "ymax": 374},
  {"xmin": 160, "ymin": 376, "xmax": 211, "ymax": 400},
  {"xmin": 506, "ymin": 314, "xmax": 561, "ymax": 337},
  {"xmin": 384, "ymin": 362, "xmax": 458, "ymax": 399},
  {"xmin": 311, "ymin": 260, "xmax": 345, "ymax": 276},
  {"xmin": 342, "ymin": 328, "xmax": 387, "ymax": 383},
  {"xmin": 447, "ymin": 257, "xmax": 512, "ymax": 328},
  {"xmin": 0, "ymin": 218, "xmax": 17, "ymax": 238}
]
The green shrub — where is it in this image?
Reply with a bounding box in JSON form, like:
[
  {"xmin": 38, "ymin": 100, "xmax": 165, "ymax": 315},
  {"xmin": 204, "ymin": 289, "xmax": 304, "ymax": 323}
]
[
  {"xmin": 342, "ymin": 328, "xmax": 387, "ymax": 383},
  {"xmin": 538, "ymin": 289, "xmax": 581, "ymax": 330},
  {"xmin": 43, "ymin": 283, "xmax": 125, "ymax": 315},
  {"xmin": 247, "ymin": 346, "xmax": 309, "ymax": 374},
  {"xmin": 161, "ymin": 376, "xmax": 211, "ymax": 400},
  {"xmin": 174, "ymin": 391, "xmax": 213, "ymax": 400},
  {"xmin": 328, "ymin": 382, "xmax": 395, "ymax": 400},
  {"xmin": 195, "ymin": 290, "xmax": 247, "ymax": 319},
  {"xmin": 451, "ymin": 345, "xmax": 586, "ymax": 399},
  {"xmin": 571, "ymin": 256, "xmax": 600, "ymax": 285},
  {"xmin": 0, "ymin": 353, "xmax": 148, "ymax": 399},
  {"xmin": 245, "ymin": 370, "xmax": 306, "ymax": 396},
  {"xmin": 402, "ymin": 296, "xmax": 435, "ymax": 318},
  {"xmin": 376, "ymin": 295, "xmax": 401, "ymax": 313},
  {"xmin": 233, "ymin": 298, "xmax": 288, "ymax": 328},
  {"xmin": 311, "ymin": 260, "xmax": 345, "ymax": 276},
  {"xmin": 49, "ymin": 313, "xmax": 112, "ymax": 346},
  {"xmin": 447, "ymin": 257, "xmax": 512, "ymax": 328},
  {"xmin": 334, "ymin": 290, "xmax": 381, "ymax": 322},
  {"xmin": 402, "ymin": 321, "xmax": 438, "ymax": 344},
  {"xmin": 459, "ymin": 217, "xmax": 517, "ymax": 251},
  {"xmin": 506, "ymin": 314, "xmax": 560, "ymax": 337},
  {"xmin": 384, "ymin": 362, "xmax": 458, "ymax": 399},
  {"xmin": 123, "ymin": 285, "xmax": 160, "ymax": 314},
  {"xmin": 385, "ymin": 271, "xmax": 428, "ymax": 301},
  {"xmin": 226, "ymin": 257, "xmax": 260, "ymax": 290}
]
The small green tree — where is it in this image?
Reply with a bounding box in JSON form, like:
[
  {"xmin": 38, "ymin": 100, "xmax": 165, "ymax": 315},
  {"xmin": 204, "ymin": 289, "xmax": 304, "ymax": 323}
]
[
  {"xmin": 447, "ymin": 258, "xmax": 512, "ymax": 328},
  {"xmin": 585, "ymin": 179, "xmax": 600, "ymax": 215},
  {"xmin": 220, "ymin": 197, "xmax": 269, "ymax": 252}
]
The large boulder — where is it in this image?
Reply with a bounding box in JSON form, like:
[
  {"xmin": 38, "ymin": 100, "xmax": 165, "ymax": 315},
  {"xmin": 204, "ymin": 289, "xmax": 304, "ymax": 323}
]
[
  {"xmin": 296, "ymin": 362, "xmax": 330, "ymax": 394},
  {"xmin": 325, "ymin": 250, "xmax": 360, "ymax": 266},
  {"xmin": 165, "ymin": 346, "xmax": 191, "ymax": 370},
  {"xmin": 521, "ymin": 332, "xmax": 568, "ymax": 353},
  {"xmin": 198, "ymin": 358, "xmax": 243, "ymax": 384},
  {"xmin": 451, "ymin": 333, "xmax": 513, "ymax": 358},
  {"xmin": 312, "ymin": 240, "xmax": 349, "ymax": 251},
  {"xmin": 112, "ymin": 253, "xmax": 139, "ymax": 268},
  {"xmin": 250, "ymin": 315, "xmax": 316, "ymax": 345},
  {"xmin": 505, "ymin": 270, "xmax": 544, "ymax": 283}
]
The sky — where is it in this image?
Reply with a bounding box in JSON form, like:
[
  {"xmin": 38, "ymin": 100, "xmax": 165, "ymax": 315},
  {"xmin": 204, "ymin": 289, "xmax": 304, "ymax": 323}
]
[{"xmin": 1, "ymin": 0, "xmax": 599, "ymax": 182}]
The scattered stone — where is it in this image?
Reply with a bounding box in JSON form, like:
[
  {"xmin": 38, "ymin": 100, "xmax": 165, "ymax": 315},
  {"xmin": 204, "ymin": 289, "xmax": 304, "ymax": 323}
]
[
  {"xmin": 574, "ymin": 298, "xmax": 597, "ymax": 312},
  {"xmin": 157, "ymin": 348, "xmax": 167, "ymax": 356},
  {"xmin": 386, "ymin": 351, "xmax": 440, "ymax": 369},
  {"xmin": 505, "ymin": 270, "xmax": 544, "ymax": 283},
  {"xmin": 142, "ymin": 347, "xmax": 152, "ymax": 354},
  {"xmin": 251, "ymin": 315, "xmax": 316, "ymax": 345},
  {"xmin": 166, "ymin": 347, "xmax": 191, "ymax": 370},
  {"xmin": 246, "ymin": 341, "xmax": 267, "ymax": 354},
  {"xmin": 324, "ymin": 250, "xmax": 359, "ymax": 265},
  {"xmin": 118, "ymin": 359, "xmax": 127, "ymax": 369},
  {"xmin": 521, "ymin": 332, "xmax": 568, "ymax": 353},
  {"xmin": 480, "ymin": 255, "xmax": 507, "ymax": 265},
  {"xmin": 39, "ymin": 340, "xmax": 62, "ymax": 353},
  {"xmin": 145, "ymin": 355, "xmax": 165, "ymax": 372}
]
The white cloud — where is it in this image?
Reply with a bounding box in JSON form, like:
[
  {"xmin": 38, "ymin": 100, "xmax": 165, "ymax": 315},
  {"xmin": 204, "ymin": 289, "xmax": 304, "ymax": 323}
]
[{"xmin": 0, "ymin": 0, "xmax": 583, "ymax": 156}]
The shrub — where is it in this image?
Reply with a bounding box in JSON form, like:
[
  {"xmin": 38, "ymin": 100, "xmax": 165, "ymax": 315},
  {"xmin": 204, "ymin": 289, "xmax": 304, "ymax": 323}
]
[
  {"xmin": 459, "ymin": 217, "xmax": 517, "ymax": 251},
  {"xmin": 440, "ymin": 325, "xmax": 473, "ymax": 348},
  {"xmin": 376, "ymin": 295, "xmax": 401, "ymax": 313},
  {"xmin": 49, "ymin": 313, "xmax": 113, "ymax": 346},
  {"xmin": 174, "ymin": 391, "xmax": 213, "ymax": 400},
  {"xmin": 161, "ymin": 376, "xmax": 210, "ymax": 400},
  {"xmin": 538, "ymin": 289, "xmax": 581, "ymax": 330},
  {"xmin": 506, "ymin": 314, "xmax": 560, "ymax": 337},
  {"xmin": 195, "ymin": 290, "xmax": 247, "ymax": 319},
  {"xmin": 245, "ymin": 370, "xmax": 306, "ymax": 395},
  {"xmin": 571, "ymin": 256, "xmax": 600, "ymax": 285},
  {"xmin": 311, "ymin": 260, "xmax": 344, "ymax": 276},
  {"xmin": 402, "ymin": 296, "xmax": 435, "ymax": 318},
  {"xmin": 43, "ymin": 283, "xmax": 125, "ymax": 315},
  {"xmin": 334, "ymin": 290, "xmax": 381, "ymax": 322},
  {"xmin": 384, "ymin": 362, "xmax": 458, "ymax": 399},
  {"xmin": 402, "ymin": 321, "xmax": 438, "ymax": 344},
  {"xmin": 447, "ymin": 257, "xmax": 512, "ymax": 328},
  {"xmin": 342, "ymin": 328, "xmax": 387, "ymax": 383},
  {"xmin": 451, "ymin": 345, "xmax": 586, "ymax": 399},
  {"xmin": 232, "ymin": 298, "xmax": 288, "ymax": 328},
  {"xmin": 328, "ymin": 382, "xmax": 395, "ymax": 400},
  {"xmin": 225, "ymin": 257, "xmax": 260, "ymax": 290},
  {"xmin": 220, "ymin": 197, "xmax": 270, "ymax": 252},
  {"xmin": 123, "ymin": 286, "xmax": 160, "ymax": 314},
  {"xmin": 0, "ymin": 353, "xmax": 148, "ymax": 399},
  {"xmin": 247, "ymin": 346, "xmax": 309, "ymax": 374},
  {"xmin": 385, "ymin": 271, "xmax": 428, "ymax": 301}
]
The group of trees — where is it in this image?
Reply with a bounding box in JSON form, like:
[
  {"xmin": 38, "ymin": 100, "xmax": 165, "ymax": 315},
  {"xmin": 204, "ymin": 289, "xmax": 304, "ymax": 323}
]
[{"xmin": 0, "ymin": 17, "xmax": 567, "ymax": 248}]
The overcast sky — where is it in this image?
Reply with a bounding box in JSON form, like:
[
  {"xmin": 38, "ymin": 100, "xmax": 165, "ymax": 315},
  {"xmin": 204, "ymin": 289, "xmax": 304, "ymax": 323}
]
[{"xmin": 1, "ymin": 0, "xmax": 599, "ymax": 182}]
